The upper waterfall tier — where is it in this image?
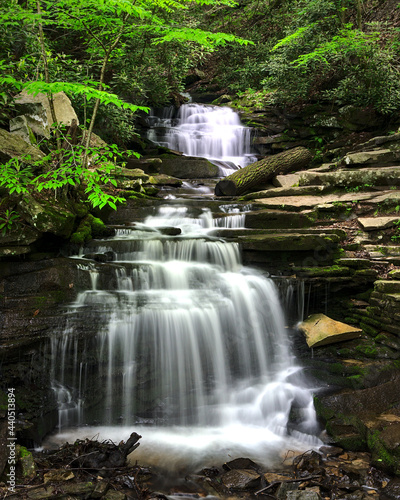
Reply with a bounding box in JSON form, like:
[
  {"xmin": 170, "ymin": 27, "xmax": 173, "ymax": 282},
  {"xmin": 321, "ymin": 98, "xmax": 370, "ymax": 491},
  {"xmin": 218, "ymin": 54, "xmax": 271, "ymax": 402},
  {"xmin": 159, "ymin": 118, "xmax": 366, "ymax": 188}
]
[{"xmin": 147, "ymin": 103, "xmax": 257, "ymax": 174}]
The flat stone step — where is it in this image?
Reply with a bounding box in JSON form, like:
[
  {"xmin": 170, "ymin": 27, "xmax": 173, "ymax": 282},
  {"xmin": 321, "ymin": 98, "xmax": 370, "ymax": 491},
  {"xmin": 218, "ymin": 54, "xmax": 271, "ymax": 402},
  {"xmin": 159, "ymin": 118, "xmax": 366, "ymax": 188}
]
[
  {"xmin": 298, "ymin": 166, "xmax": 400, "ymax": 189},
  {"xmin": 244, "ymin": 210, "xmax": 315, "ymax": 229},
  {"xmin": 238, "ymin": 232, "xmax": 341, "ymax": 252},
  {"xmin": 364, "ymin": 245, "xmax": 400, "ymax": 257},
  {"xmin": 241, "ymin": 185, "xmax": 327, "ymax": 201},
  {"xmin": 211, "ymin": 227, "xmax": 347, "ymax": 239},
  {"xmin": 374, "ymin": 280, "xmax": 400, "ymax": 294},
  {"xmin": 251, "ymin": 191, "xmax": 400, "ymax": 212},
  {"xmin": 358, "ymin": 217, "xmax": 400, "ymax": 231}
]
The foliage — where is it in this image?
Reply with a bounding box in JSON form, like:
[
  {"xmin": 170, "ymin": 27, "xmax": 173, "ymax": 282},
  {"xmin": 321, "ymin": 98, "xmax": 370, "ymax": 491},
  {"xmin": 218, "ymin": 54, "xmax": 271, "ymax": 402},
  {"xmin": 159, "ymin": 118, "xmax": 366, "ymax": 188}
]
[
  {"xmin": 262, "ymin": 2, "xmax": 400, "ymax": 113},
  {"xmin": 0, "ymin": 209, "xmax": 21, "ymax": 236},
  {"xmin": 0, "ymin": 137, "xmax": 136, "ymax": 209},
  {"xmin": 0, "ymin": 0, "xmax": 252, "ymax": 212}
]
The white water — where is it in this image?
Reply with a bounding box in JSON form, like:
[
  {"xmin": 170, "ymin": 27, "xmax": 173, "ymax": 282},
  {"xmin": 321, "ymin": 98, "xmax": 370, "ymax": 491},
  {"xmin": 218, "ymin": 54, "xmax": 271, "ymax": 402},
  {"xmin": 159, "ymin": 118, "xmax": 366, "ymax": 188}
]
[
  {"xmin": 147, "ymin": 103, "xmax": 257, "ymax": 175},
  {"xmin": 48, "ymin": 204, "xmax": 321, "ymax": 470}
]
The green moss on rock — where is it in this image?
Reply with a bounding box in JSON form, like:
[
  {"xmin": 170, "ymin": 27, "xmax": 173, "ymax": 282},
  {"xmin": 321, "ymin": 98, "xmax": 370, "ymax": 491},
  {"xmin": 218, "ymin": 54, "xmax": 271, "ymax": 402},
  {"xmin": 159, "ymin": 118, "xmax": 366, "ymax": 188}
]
[{"xmin": 70, "ymin": 214, "xmax": 113, "ymax": 244}]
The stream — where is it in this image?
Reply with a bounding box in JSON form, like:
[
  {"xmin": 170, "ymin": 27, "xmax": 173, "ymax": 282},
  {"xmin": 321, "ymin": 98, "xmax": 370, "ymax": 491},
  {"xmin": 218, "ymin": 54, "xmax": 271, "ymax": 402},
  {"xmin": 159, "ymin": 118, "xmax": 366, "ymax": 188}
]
[{"xmin": 44, "ymin": 104, "xmax": 322, "ymax": 473}]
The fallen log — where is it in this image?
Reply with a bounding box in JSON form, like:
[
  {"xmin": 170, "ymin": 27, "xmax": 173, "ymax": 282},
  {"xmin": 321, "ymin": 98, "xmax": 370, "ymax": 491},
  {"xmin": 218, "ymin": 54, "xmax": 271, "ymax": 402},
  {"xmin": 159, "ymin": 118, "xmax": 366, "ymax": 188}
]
[{"xmin": 215, "ymin": 146, "xmax": 313, "ymax": 196}]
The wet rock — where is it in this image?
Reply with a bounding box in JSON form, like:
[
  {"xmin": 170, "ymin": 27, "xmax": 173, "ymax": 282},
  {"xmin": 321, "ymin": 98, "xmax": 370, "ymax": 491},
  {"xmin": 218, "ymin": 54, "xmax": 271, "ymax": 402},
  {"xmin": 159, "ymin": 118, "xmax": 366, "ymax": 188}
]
[
  {"xmin": 150, "ymin": 173, "xmax": 183, "ymax": 186},
  {"xmin": 0, "ymin": 226, "xmax": 41, "ymax": 248},
  {"xmin": 298, "ymin": 313, "xmax": 362, "ymax": 348},
  {"xmin": 381, "ymin": 478, "xmax": 400, "ymax": 500},
  {"xmin": 276, "ymin": 481, "xmax": 300, "ymax": 499},
  {"xmin": 142, "ymin": 155, "xmax": 219, "ymax": 179},
  {"xmin": 55, "ymin": 481, "xmax": 95, "ymax": 496},
  {"xmin": 222, "ymin": 457, "xmax": 260, "ymax": 471},
  {"xmin": 220, "ymin": 469, "xmax": 261, "ymax": 490},
  {"xmin": 116, "ymin": 167, "xmax": 150, "ymax": 181},
  {"xmin": 338, "ymin": 258, "xmax": 371, "ymax": 269},
  {"xmin": 82, "ymin": 251, "xmax": 114, "ymax": 262},
  {"xmin": 158, "ymin": 227, "xmax": 181, "ymax": 236}
]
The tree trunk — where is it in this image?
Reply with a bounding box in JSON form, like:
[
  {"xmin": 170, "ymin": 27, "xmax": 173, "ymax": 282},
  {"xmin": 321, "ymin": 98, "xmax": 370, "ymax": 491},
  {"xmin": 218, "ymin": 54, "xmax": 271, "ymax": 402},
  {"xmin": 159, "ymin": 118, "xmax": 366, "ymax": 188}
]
[{"xmin": 215, "ymin": 147, "xmax": 313, "ymax": 196}]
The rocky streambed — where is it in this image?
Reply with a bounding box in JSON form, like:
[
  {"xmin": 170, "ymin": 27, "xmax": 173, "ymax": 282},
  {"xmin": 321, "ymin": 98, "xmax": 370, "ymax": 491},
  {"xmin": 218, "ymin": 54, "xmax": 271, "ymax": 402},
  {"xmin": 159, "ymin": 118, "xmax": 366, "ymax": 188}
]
[{"xmin": 2, "ymin": 433, "xmax": 400, "ymax": 499}]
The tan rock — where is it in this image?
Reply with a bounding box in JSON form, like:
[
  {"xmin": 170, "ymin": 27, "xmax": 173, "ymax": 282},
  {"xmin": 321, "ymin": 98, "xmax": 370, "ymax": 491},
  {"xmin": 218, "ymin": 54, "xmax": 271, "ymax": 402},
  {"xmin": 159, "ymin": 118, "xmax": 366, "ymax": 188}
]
[
  {"xmin": 15, "ymin": 90, "xmax": 79, "ymax": 138},
  {"xmin": 358, "ymin": 217, "xmax": 400, "ymax": 231},
  {"xmin": 344, "ymin": 149, "xmax": 397, "ymax": 165},
  {"xmin": 298, "ymin": 313, "xmax": 362, "ymax": 348}
]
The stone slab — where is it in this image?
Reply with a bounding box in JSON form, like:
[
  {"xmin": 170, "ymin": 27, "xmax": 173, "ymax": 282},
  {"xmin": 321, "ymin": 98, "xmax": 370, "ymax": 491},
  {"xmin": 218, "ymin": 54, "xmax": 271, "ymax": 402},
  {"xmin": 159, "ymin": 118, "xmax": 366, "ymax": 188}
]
[
  {"xmin": 239, "ymin": 233, "xmax": 340, "ymax": 252},
  {"xmin": 273, "ymin": 173, "xmax": 301, "ymax": 188},
  {"xmin": 344, "ymin": 149, "xmax": 398, "ymax": 166},
  {"xmin": 298, "ymin": 313, "xmax": 362, "ymax": 348},
  {"xmin": 299, "ymin": 166, "xmax": 400, "ymax": 189},
  {"xmin": 358, "ymin": 217, "xmax": 400, "ymax": 231}
]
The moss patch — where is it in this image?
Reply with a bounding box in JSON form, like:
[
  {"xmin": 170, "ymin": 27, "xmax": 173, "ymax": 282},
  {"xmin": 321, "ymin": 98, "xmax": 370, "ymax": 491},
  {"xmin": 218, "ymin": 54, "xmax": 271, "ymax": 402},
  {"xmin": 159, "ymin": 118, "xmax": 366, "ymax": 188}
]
[{"xmin": 70, "ymin": 214, "xmax": 111, "ymax": 244}]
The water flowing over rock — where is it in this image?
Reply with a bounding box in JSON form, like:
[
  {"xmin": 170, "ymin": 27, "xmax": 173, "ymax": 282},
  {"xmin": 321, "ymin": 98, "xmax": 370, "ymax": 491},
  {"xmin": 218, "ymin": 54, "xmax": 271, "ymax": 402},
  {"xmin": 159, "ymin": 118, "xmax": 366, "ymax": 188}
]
[
  {"xmin": 47, "ymin": 202, "xmax": 320, "ymax": 467},
  {"xmin": 147, "ymin": 103, "xmax": 256, "ymax": 175}
]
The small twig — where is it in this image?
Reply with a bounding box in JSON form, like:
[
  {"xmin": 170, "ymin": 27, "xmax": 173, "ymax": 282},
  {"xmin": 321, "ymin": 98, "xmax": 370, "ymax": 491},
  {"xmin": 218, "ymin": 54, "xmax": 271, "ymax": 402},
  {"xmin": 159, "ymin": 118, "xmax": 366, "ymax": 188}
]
[{"xmin": 255, "ymin": 475, "xmax": 318, "ymax": 495}]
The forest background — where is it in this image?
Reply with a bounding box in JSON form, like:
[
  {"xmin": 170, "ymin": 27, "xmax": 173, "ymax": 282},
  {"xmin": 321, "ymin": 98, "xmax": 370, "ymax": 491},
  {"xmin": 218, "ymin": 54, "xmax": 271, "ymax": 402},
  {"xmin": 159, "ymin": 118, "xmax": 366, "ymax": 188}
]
[{"xmin": 1, "ymin": 0, "xmax": 400, "ymax": 213}]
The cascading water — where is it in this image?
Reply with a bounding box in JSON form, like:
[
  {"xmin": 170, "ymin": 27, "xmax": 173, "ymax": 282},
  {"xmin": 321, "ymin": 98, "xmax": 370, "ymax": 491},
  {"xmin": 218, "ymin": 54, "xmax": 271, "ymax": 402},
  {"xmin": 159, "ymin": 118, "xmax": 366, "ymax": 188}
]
[
  {"xmin": 49, "ymin": 204, "xmax": 321, "ymax": 469},
  {"xmin": 147, "ymin": 103, "xmax": 257, "ymax": 175},
  {"xmin": 47, "ymin": 104, "xmax": 321, "ymax": 471}
]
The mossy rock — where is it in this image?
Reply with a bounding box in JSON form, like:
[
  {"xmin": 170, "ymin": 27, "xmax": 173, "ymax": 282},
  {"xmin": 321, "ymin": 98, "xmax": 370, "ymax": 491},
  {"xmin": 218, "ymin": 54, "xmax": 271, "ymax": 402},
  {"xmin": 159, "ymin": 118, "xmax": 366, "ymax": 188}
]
[
  {"xmin": 70, "ymin": 215, "xmax": 113, "ymax": 244},
  {"xmin": 18, "ymin": 194, "xmax": 76, "ymax": 238},
  {"xmin": 292, "ymin": 265, "xmax": 351, "ymax": 277},
  {"xmin": 367, "ymin": 426, "xmax": 400, "ymax": 475}
]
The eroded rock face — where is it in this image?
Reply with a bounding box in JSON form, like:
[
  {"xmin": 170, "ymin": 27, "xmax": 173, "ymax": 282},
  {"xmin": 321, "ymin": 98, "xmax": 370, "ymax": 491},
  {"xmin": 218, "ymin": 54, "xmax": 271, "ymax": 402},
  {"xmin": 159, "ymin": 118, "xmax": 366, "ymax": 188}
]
[
  {"xmin": 298, "ymin": 313, "xmax": 362, "ymax": 348},
  {"xmin": 14, "ymin": 90, "xmax": 79, "ymax": 139},
  {"xmin": 0, "ymin": 128, "xmax": 44, "ymax": 164},
  {"xmin": 18, "ymin": 194, "xmax": 76, "ymax": 238}
]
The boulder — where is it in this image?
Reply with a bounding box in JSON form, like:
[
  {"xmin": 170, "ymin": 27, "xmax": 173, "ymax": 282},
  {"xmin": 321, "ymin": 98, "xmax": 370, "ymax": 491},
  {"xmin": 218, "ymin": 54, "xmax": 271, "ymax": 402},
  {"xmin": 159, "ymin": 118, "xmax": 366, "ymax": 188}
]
[
  {"xmin": 0, "ymin": 128, "xmax": 44, "ymax": 164},
  {"xmin": 18, "ymin": 194, "xmax": 76, "ymax": 238},
  {"xmin": 221, "ymin": 469, "xmax": 261, "ymax": 490},
  {"xmin": 141, "ymin": 154, "xmax": 219, "ymax": 179},
  {"xmin": 299, "ymin": 313, "xmax": 362, "ymax": 348},
  {"xmin": 343, "ymin": 149, "xmax": 398, "ymax": 166},
  {"xmin": 14, "ymin": 90, "xmax": 79, "ymax": 138}
]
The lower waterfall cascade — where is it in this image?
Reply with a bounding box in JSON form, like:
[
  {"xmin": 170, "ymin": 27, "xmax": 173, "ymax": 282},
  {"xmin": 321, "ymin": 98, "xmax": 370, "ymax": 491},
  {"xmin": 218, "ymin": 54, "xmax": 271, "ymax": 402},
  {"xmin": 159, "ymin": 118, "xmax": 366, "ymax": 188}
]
[
  {"xmin": 48, "ymin": 202, "xmax": 322, "ymax": 470},
  {"xmin": 46, "ymin": 103, "xmax": 322, "ymax": 470}
]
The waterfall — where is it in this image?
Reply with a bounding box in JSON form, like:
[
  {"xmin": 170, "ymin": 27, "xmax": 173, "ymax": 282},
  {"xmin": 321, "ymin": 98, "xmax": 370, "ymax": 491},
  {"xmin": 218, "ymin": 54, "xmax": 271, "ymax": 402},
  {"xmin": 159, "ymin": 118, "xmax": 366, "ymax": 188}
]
[
  {"xmin": 49, "ymin": 203, "xmax": 321, "ymax": 470},
  {"xmin": 147, "ymin": 103, "xmax": 257, "ymax": 175}
]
